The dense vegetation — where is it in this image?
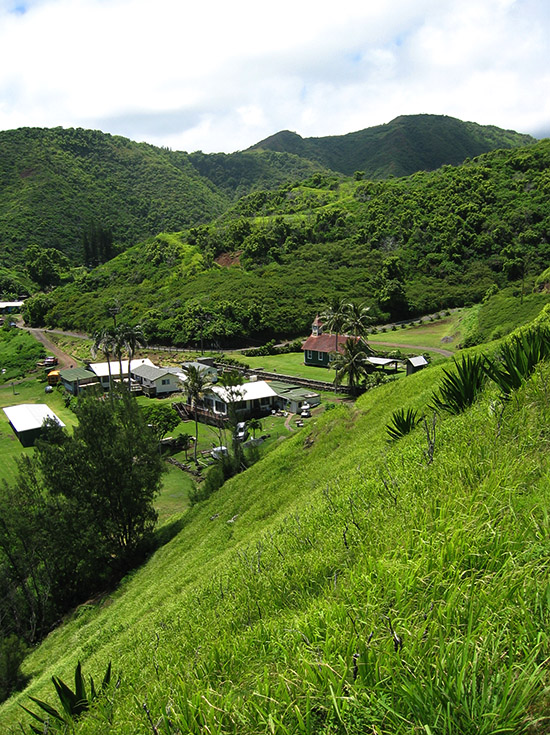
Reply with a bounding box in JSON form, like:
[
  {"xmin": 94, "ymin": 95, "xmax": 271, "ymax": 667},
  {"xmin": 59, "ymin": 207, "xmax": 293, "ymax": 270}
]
[
  {"xmin": 249, "ymin": 114, "xmax": 535, "ymax": 177},
  {"xmin": 0, "ymin": 324, "xmax": 45, "ymax": 382},
  {"xmin": 2, "ymin": 308, "xmax": 550, "ymax": 732},
  {"xmin": 24, "ymin": 139, "xmax": 550, "ymax": 345}
]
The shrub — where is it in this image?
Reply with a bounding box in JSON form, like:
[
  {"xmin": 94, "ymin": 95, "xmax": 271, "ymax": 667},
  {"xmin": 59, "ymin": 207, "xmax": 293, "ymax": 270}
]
[
  {"xmin": 0, "ymin": 635, "xmax": 28, "ymax": 704},
  {"xmin": 484, "ymin": 326, "xmax": 550, "ymax": 400},
  {"xmin": 386, "ymin": 407, "xmax": 421, "ymax": 441},
  {"xmin": 430, "ymin": 354, "xmax": 486, "ymax": 415}
]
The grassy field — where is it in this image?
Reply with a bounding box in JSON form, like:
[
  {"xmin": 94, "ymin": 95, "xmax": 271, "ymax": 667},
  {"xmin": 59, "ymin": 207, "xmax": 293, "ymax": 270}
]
[
  {"xmin": 367, "ymin": 310, "xmax": 464, "ymax": 350},
  {"xmin": 3, "ymin": 308, "xmax": 550, "ymax": 733}
]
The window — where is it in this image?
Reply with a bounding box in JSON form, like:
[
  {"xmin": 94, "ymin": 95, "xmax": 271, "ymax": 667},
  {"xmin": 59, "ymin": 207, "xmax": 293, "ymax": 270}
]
[
  {"xmin": 306, "ymin": 350, "xmax": 313, "ymax": 360},
  {"xmin": 161, "ymin": 378, "xmax": 170, "ymax": 385}
]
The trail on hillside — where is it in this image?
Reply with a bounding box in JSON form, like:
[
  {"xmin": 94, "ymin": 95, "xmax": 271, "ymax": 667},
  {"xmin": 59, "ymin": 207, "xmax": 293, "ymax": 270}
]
[{"xmin": 20, "ymin": 326, "xmax": 77, "ymax": 369}]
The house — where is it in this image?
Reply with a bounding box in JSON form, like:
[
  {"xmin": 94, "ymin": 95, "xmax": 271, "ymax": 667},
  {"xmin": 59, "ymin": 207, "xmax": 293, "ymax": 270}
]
[
  {"xmin": 301, "ymin": 316, "xmax": 359, "ymax": 367},
  {"xmin": 204, "ymin": 380, "xmax": 280, "ymax": 419},
  {"xmin": 181, "ymin": 361, "xmax": 218, "ymax": 382},
  {"xmin": 131, "ymin": 364, "xmax": 185, "ymax": 397},
  {"xmin": 59, "ymin": 367, "xmax": 100, "ymax": 395},
  {"xmin": 2, "ymin": 403, "xmax": 65, "ymax": 446},
  {"xmin": 270, "ymin": 381, "xmax": 321, "ymax": 414},
  {"xmin": 88, "ymin": 358, "xmax": 156, "ymax": 389},
  {"xmin": 406, "ymin": 356, "xmax": 428, "ymax": 375},
  {"xmin": 0, "ymin": 301, "xmax": 24, "ymax": 314}
]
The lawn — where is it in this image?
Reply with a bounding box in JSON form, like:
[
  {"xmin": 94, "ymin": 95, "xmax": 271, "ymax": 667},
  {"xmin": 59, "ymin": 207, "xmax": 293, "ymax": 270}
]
[{"xmin": 233, "ymin": 350, "xmax": 336, "ymax": 381}]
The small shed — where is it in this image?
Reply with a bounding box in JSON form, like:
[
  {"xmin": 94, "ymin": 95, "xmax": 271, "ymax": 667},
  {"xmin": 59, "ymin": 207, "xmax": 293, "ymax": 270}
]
[
  {"xmin": 367, "ymin": 356, "xmax": 401, "ymax": 373},
  {"xmin": 2, "ymin": 404, "xmax": 65, "ymax": 446},
  {"xmin": 406, "ymin": 356, "xmax": 429, "ymax": 375}
]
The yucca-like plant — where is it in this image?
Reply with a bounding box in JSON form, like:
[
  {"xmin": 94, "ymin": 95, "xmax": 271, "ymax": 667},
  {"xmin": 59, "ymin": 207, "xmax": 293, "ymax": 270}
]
[
  {"xmin": 430, "ymin": 354, "xmax": 486, "ymax": 415},
  {"xmin": 484, "ymin": 326, "xmax": 550, "ymax": 399},
  {"xmin": 21, "ymin": 661, "xmax": 112, "ymax": 733},
  {"xmin": 386, "ymin": 407, "xmax": 421, "ymax": 441}
]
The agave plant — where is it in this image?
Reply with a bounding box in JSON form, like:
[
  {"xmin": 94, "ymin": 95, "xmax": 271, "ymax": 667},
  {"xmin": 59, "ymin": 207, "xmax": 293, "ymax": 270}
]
[
  {"xmin": 430, "ymin": 354, "xmax": 486, "ymax": 415},
  {"xmin": 21, "ymin": 661, "xmax": 112, "ymax": 733},
  {"xmin": 484, "ymin": 326, "xmax": 550, "ymax": 400},
  {"xmin": 386, "ymin": 407, "xmax": 421, "ymax": 441}
]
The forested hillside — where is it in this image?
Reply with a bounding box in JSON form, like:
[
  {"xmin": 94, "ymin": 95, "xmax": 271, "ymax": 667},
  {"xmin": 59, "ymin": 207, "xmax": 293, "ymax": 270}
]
[
  {"xmin": 3, "ymin": 311, "xmax": 550, "ymax": 733},
  {"xmin": 0, "ymin": 116, "xmax": 534, "ymax": 276},
  {"xmin": 248, "ymin": 114, "xmax": 535, "ymax": 177},
  {"xmin": 25, "ymin": 139, "xmax": 550, "ymax": 346},
  {"xmin": 0, "ymin": 128, "xmax": 321, "ymax": 268}
]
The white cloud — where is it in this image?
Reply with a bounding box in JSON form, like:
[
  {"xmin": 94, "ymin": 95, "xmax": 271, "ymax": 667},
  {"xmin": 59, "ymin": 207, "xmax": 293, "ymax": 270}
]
[{"xmin": 0, "ymin": 0, "xmax": 548, "ymax": 151}]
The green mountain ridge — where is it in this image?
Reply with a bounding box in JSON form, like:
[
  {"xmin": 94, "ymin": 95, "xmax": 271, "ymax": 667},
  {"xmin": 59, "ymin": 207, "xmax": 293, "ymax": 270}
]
[
  {"xmin": 26, "ymin": 139, "xmax": 550, "ymax": 346},
  {"xmin": 248, "ymin": 114, "xmax": 536, "ymax": 177},
  {"xmin": 0, "ymin": 115, "xmax": 535, "ymax": 269}
]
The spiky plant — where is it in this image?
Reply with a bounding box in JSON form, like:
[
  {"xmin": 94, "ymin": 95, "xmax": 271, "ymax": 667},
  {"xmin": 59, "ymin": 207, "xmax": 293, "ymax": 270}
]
[
  {"xmin": 430, "ymin": 354, "xmax": 486, "ymax": 415},
  {"xmin": 386, "ymin": 407, "xmax": 421, "ymax": 441},
  {"xmin": 21, "ymin": 661, "xmax": 112, "ymax": 733},
  {"xmin": 484, "ymin": 326, "xmax": 550, "ymax": 400}
]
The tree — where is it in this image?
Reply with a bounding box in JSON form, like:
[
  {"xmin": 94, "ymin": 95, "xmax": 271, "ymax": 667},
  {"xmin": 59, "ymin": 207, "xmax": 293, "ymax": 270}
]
[
  {"xmin": 332, "ymin": 337, "xmax": 372, "ymax": 396},
  {"xmin": 142, "ymin": 403, "xmax": 180, "ymax": 442},
  {"xmin": 91, "ymin": 326, "xmax": 116, "ymax": 390},
  {"xmin": 35, "ymin": 392, "xmax": 163, "ymax": 567},
  {"xmin": 183, "ymin": 365, "xmax": 212, "ymax": 463},
  {"xmin": 320, "ymin": 298, "xmax": 351, "ymax": 353},
  {"xmin": 120, "ymin": 323, "xmax": 147, "ymax": 388},
  {"xmin": 345, "ymin": 301, "xmax": 374, "ymax": 337},
  {"xmin": 248, "ymin": 417, "xmax": 262, "ymax": 439}
]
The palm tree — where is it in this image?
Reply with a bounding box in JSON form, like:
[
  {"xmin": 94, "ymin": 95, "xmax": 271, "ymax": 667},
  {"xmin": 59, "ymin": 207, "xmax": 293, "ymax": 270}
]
[
  {"xmin": 183, "ymin": 365, "xmax": 212, "ymax": 463},
  {"xmin": 248, "ymin": 417, "xmax": 262, "ymax": 439},
  {"xmin": 91, "ymin": 326, "xmax": 116, "ymax": 391},
  {"xmin": 332, "ymin": 337, "xmax": 372, "ymax": 396},
  {"xmin": 320, "ymin": 298, "xmax": 351, "ymax": 354},
  {"xmin": 118, "ymin": 323, "xmax": 147, "ymax": 390},
  {"xmin": 345, "ymin": 301, "xmax": 374, "ymax": 338}
]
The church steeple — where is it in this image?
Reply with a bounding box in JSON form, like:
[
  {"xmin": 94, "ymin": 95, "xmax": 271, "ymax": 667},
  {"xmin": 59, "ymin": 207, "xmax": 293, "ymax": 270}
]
[{"xmin": 311, "ymin": 315, "xmax": 323, "ymax": 337}]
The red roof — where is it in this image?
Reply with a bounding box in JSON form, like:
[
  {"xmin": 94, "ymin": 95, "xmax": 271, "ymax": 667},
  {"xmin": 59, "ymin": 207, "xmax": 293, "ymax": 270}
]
[{"xmin": 302, "ymin": 333, "xmax": 355, "ymax": 355}]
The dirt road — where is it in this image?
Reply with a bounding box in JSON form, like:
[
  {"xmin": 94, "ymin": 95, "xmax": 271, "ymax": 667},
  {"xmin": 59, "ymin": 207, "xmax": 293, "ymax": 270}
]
[{"xmin": 22, "ymin": 327, "xmax": 77, "ymax": 369}]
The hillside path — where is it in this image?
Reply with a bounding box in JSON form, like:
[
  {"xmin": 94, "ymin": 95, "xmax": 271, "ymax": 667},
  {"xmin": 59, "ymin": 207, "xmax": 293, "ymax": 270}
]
[{"xmin": 370, "ymin": 340, "xmax": 454, "ymax": 358}]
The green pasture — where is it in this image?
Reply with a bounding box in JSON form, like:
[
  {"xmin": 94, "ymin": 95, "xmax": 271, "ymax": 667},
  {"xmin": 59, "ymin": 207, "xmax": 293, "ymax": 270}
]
[{"xmin": 367, "ymin": 310, "xmax": 464, "ymax": 351}]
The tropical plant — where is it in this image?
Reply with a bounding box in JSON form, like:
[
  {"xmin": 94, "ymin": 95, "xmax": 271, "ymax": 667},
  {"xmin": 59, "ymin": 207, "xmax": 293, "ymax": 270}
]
[
  {"xmin": 332, "ymin": 337, "xmax": 373, "ymax": 396},
  {"xmin": 430, "ymin": 354, "xmax": 486, "ymax": 414},
  {"xmin": 320, "ymin": 298, "xmax": 351, "ymax": 353},
  {"xmin": 345, "ymin": 300, "xmax": 374, "ymax": 337},
  {"xmin": 182, "ymin": 365, "xmax": 212, "ymax": 463},
  {"xmin": 483, "ymin": 326, "xmax": 550, "ymax": 400},
  {"xmin": 91, "ymin": 326, "xmax": 116, "ymax": 390},
  {"xmin": 21, "ymin": 661, "xmax": 112, "ymax": 733},
  {"xmin": 119, "ymin": 323, "xmax": 147, "ymax": 388},
  {"xmin": 386, "ymin": 407, "xmax": 422, "ymax": 441},
  {"xmin": 248, "ymin": 417, "xmax": 263, "ymax": 439}
]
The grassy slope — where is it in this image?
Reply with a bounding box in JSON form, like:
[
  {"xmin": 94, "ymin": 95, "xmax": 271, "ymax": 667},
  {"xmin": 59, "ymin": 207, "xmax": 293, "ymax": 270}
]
[{"xmin": 2, "ymin": 310, "xmax": 549, "ymax": 732}]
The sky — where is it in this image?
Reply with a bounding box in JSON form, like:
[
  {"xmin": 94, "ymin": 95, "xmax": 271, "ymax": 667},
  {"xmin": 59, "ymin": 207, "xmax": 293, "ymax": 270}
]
[{"xmin": 0, "ymin": 0, "xmax": 548, "ymax": 153}]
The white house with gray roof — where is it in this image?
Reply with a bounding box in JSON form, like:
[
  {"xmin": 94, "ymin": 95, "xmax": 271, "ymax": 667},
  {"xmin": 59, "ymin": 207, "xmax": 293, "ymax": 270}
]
[{"xmin": 131, "ymin": 364, "xmax": 185, "ymax": 397}]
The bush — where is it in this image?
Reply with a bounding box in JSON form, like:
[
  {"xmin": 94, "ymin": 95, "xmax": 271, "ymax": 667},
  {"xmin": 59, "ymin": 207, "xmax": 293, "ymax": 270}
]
[
  {"xmin": 430, "ymin": 354, "xmax": 486, "ymax": 415},
  {"xmin": 386, "ymin": 407, "xmax": 421, "ymax": 441},
  {"xmin": 0, "ymin": 635, "xmax": 28, "ymax": 703}
]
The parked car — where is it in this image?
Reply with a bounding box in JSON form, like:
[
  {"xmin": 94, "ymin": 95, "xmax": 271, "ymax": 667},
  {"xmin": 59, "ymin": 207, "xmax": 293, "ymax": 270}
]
[
  {"xmin": 211, "ymin": 446, "xmax": 228, "ymax": 460},
  {"xmin": 235, "ymin": 422, "xmax": 249, "ymax": 442}
]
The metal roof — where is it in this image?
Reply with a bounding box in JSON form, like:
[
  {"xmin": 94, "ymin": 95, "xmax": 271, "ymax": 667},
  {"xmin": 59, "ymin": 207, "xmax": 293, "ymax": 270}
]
[
  {"xmin": 3, "ymin": 404, "xmax": 65, "ymax": 433},
  {"xmin": 408, "ymin": 356, "xmax": 429, "ymax": 367},
  {"xmin": 59, "ymin": 367, "xmax": 98, "ymax": 381},
  {"xmin": 89, "ymin": 358, "xmax": 156, "ymax": 378},
  {"xmin": 209, "ymin": 380, "xmax": 278, "ymax": 403},
  {"xmin": 367, "ymin": 356, "xmax": 400, "ymax": 366},
  {"xmin": 132, "ymin": 364, "xmax": 177, "ymax": 381}
]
